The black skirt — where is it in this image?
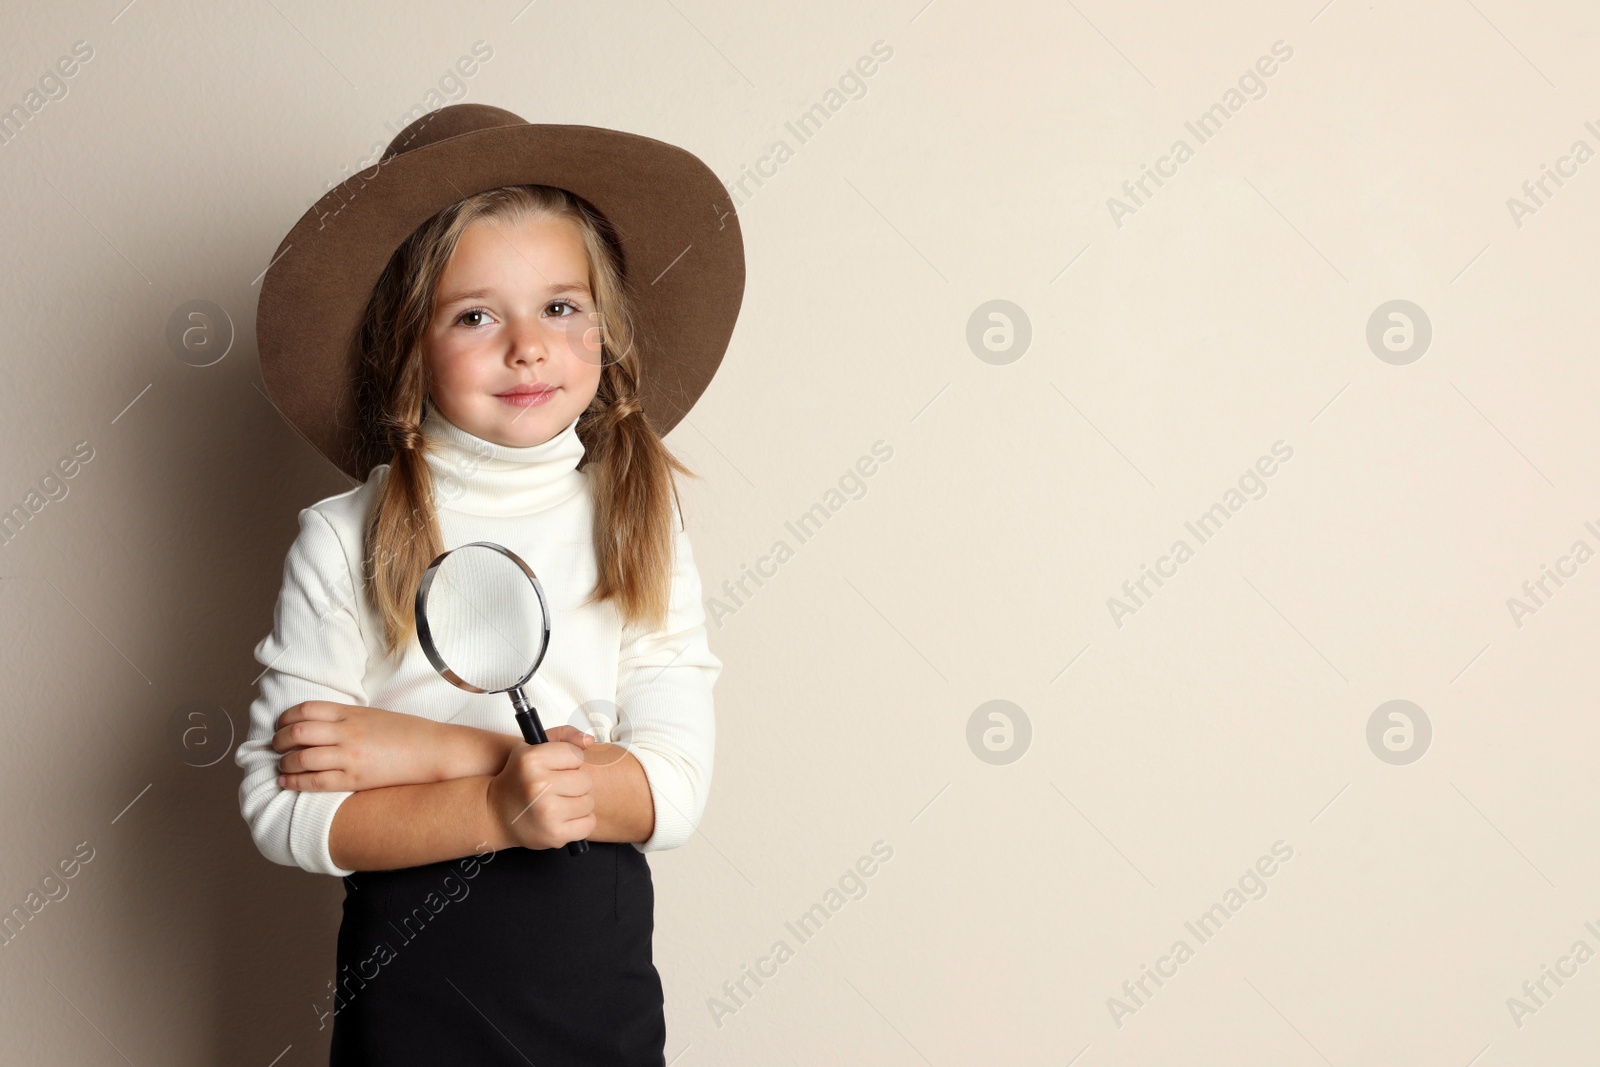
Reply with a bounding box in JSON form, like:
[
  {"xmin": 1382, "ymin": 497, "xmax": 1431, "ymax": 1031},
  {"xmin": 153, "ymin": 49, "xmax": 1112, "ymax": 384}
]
[{"xmin": 328, "ymin": 842, "xmax": 666, "ymax": 1066}]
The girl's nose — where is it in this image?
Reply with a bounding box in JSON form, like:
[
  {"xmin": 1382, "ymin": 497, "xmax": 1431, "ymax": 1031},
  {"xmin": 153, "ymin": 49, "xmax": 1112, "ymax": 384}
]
[{"xmin": 507, "ymin": 318, "xmax": 547, "ymax": 363}]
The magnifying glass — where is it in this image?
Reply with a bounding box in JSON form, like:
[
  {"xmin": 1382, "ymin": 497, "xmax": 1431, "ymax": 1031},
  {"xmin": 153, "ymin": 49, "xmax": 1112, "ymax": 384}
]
[{"xmin": 414, "ymin": 540, "xmax": 589, "ymax": 855}]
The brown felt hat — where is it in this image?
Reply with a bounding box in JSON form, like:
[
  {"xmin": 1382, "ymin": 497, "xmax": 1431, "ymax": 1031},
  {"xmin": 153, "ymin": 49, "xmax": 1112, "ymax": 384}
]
[{"xmin": 255, "ymin": 103, "xmax": 745, "ymax": 482}]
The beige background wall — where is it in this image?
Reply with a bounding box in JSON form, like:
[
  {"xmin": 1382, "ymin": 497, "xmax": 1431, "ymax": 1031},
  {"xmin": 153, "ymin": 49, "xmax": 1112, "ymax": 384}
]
[{"xmin": 2, "ymin": 0, "xmax": 1597, "ymax": 1062}]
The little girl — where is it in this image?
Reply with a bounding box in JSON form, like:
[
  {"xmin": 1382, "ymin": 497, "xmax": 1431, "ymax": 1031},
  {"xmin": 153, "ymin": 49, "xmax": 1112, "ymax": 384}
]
[{"xmin": 235, "ymin": 105, "xmax": 744, "ymax": 1066}]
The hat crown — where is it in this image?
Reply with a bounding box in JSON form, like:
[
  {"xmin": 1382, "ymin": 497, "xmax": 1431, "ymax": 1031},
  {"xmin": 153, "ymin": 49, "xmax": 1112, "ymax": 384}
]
[{"xmin": 381, "ymin": 103, "xmax": 529, "ymax": 163}]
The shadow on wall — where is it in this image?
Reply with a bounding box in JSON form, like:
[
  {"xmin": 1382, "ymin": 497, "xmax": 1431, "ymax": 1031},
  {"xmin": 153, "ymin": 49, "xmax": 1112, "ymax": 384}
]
[
  {"xmin": 1, "ymin": 272, "xmax": 363, "ymax": 1063},
  {"xmin": 208, "ymin": 316, "xmax": 367, "ymax": 1063}
]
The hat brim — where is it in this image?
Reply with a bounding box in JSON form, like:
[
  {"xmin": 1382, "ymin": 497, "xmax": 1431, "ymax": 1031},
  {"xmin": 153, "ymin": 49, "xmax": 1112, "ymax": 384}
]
[{"xmin": 256, "ymin": 122, "xmax": 744, "ymax": 481}]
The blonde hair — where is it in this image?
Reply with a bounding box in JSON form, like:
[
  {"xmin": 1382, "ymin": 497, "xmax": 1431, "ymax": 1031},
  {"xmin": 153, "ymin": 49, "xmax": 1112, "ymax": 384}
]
[{"xmin": 349, "ymin": 184, "xmax": 694, "ymax": 660}]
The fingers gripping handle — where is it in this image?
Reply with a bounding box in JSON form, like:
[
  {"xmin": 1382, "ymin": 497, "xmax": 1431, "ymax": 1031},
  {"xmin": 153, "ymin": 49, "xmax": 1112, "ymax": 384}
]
[{"xmin": 510, "ymin": 689, "xmax": 589, "ymax": 855}]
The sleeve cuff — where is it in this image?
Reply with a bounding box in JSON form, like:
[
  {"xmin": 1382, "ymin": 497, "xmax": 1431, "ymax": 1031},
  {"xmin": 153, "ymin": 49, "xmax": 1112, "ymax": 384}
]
[
  {"xmin": 628, "ymin": 745, "xmax": 704, "ymax": 853},
  {"xmin": 287, "ymin": 789, "xmax": 357, "ymax": 876}
]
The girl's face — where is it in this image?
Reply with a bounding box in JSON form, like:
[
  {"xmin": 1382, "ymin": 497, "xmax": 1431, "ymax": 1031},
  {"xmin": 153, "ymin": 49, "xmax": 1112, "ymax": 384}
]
[{"xmin": 423, "ymin": 212, "xmax": 605, "ymax": 448}]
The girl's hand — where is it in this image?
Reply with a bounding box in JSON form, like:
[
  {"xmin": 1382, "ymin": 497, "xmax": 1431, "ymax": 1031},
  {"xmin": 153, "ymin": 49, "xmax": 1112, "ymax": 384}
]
[
  {"xmin": 274, "ymin": 701, "xmax": 455, "ymax": 792},
  {"xmin": 486, "ymin": 740, "xmax": 597, "ymax": 851},
  {"xmin": 274, "ymin": 699, "xmax": 597, "ymax": 793}
]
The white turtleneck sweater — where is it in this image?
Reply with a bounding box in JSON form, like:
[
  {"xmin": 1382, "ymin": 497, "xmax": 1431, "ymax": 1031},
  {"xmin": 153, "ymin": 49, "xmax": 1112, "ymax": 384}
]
[{"xmin": 235, "ymin": 408, "xmax": 720, "ymax": 877}]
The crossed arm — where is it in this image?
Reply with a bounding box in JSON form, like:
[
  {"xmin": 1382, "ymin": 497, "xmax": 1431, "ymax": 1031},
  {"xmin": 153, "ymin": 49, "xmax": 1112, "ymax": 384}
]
[{"xmin": 272, "ymin": 701, "xmax": 655, "ymax": 872}]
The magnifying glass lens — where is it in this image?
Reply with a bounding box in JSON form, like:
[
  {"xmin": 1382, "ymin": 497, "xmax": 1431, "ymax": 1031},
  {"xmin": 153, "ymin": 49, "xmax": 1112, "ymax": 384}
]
[{"xmin": 423, "ymin": 545, "xmax": 547, "ymax": 692}]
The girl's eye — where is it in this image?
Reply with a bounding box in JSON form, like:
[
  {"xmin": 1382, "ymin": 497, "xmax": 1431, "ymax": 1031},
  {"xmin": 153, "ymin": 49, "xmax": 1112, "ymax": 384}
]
[{"xmin": 453, "ymin": 302, "xmax": 581, "ymax": 327}]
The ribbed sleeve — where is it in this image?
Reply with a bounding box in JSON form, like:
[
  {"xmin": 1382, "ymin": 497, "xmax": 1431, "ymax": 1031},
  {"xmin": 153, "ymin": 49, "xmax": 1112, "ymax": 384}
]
[
  {"xmin": 234, "ymin": 507, "xmax": 366, "ymax": 877},
  {"xmin": 614, "ymin": 517, "xmax": 721, "ymax": 853}
]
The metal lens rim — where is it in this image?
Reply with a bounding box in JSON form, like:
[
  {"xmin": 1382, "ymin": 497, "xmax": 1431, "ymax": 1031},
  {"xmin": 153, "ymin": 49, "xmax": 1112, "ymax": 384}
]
[{"xmin": 413, "ymin": 540, "xmax": 552, "ymax": 695}]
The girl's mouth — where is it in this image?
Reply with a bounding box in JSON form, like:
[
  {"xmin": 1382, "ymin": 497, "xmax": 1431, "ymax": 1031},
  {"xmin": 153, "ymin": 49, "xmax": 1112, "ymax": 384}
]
[{"xmin": 495, "ymin": 386, "xmax": 557, "ymax": 408}]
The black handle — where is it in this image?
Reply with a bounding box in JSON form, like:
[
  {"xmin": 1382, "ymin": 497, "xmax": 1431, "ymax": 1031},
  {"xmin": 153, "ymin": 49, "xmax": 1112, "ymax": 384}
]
[{"xmin": 511, "ymin": 690, "xmax": 589, "ymax": 855}]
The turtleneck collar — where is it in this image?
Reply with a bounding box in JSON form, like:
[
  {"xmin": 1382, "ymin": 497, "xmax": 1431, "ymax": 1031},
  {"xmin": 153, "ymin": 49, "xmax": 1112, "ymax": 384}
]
[{"xmin": 419, "ymin": 406, "xmax": 588, "ymax": 517}]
